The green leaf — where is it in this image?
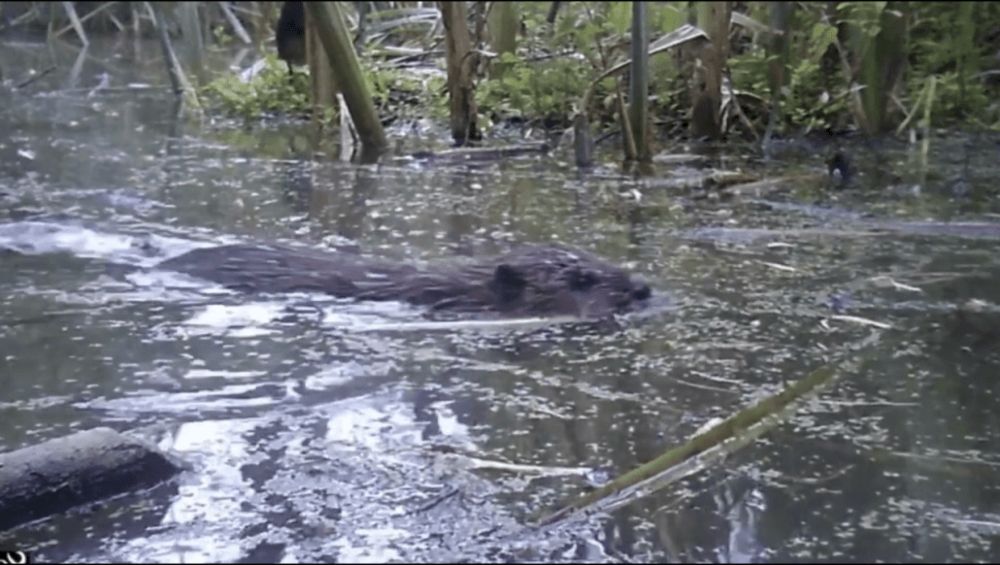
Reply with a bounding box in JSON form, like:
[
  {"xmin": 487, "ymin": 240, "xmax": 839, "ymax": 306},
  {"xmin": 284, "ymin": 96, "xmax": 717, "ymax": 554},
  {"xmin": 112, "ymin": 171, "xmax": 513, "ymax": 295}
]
[
  {"xmin": 608, "ymin": 1, "xmax": 631, "ymax": 35},
  {"xmin": 807, "ymin": 22, "xmax": 838, "ymax": 62}
]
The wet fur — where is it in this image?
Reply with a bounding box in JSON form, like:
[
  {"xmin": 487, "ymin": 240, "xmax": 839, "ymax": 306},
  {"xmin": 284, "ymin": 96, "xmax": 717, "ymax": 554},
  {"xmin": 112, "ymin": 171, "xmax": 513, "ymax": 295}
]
[{"xmin": 157, "ymin": 243, "xmax": 652, "ymax": 319}]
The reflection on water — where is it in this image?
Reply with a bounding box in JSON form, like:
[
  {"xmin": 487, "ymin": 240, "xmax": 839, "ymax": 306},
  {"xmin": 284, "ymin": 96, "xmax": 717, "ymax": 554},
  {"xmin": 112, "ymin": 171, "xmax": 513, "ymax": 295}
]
[{"xmin": 2, "ymin": 35, "xmax": 1000, "ymax": 563}]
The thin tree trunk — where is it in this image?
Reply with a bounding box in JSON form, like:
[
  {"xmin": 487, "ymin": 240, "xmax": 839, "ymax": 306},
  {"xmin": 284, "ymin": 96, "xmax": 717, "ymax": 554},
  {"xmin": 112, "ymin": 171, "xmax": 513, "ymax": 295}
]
[
  {"xmin": 628, "ymin": 1, "xmax": 651, "ymax": 162},
  {"xmin": 304, "ymin": 2, "xmax": 387, "ymax": 151},
  {"xmin": 690, "ymin": 1, "xmax": 730, "ymax": 139},
  {"xmin": 488, "ymin": 1, "xmax": 518, "ymax": 78},
  {"xmin": 305, "ymin": 5, "xmax": 337, "ymax": 126},
  {"xmin": 439, "ymin": 1, "xmax": 480, "ymax": 145}
]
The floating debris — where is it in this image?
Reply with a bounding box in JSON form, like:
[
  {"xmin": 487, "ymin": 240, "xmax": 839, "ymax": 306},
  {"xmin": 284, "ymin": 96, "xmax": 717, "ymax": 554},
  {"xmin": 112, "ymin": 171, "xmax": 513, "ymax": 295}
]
[
  {"xmin": 759, "ymin": 260, "xmax": 799, "ymax": 273},
  {"xmin": 829, "ymin": 315, "xmax": 893, "ymax": 329},
  {"xmin": 870, "ymin": 275, "xmax": 923, "ymax": 293}
]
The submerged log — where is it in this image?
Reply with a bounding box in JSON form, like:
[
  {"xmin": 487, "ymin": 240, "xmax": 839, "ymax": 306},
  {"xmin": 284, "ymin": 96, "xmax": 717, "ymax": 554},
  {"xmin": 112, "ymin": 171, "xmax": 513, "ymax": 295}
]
[
  {"xmin": 407, "ymin": 142, "xmax": 551, "ymax": 163},
  {"xmin": 0, "ymin": 427, "xmax": 187, "ymax": 532}
]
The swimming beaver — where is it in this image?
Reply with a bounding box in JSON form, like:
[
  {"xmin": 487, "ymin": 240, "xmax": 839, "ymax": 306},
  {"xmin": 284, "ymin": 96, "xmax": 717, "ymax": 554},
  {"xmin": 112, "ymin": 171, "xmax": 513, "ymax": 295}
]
[{"xmin": 157, "ymin": 243, "xmax": 652, "ymax": 319}]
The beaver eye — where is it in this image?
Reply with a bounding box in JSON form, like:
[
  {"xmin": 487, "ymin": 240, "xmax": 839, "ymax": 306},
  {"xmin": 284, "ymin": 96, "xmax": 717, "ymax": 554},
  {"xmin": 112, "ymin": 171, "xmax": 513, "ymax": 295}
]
[{"xmin": 633, "ymin": 284, "xmax": 651, "ymax": 301}]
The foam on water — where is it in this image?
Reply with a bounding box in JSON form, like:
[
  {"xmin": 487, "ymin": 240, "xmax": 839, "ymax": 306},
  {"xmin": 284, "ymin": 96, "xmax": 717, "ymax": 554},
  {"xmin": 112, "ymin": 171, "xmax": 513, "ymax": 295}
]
[
  {"xmin": 0, "ymin": 220, "xmax": 212, "ymax": 267},
  {"xmin": 186, "ymin": 303, "xmax": 289, "ymax": 328}
]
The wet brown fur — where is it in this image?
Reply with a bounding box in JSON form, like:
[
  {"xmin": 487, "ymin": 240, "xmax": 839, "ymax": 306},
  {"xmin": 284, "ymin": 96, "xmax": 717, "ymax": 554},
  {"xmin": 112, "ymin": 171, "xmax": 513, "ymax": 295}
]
[{"xmin": 158, "ymin": 243, "xmax": 652, "ymax": 319}]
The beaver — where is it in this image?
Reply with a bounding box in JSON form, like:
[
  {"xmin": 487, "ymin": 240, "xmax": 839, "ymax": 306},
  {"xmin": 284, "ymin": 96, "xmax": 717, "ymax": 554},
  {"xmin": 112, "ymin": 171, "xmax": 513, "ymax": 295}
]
[{"xmin": 157, "ymin": 243, "xmax": 652, "ymax": 319}]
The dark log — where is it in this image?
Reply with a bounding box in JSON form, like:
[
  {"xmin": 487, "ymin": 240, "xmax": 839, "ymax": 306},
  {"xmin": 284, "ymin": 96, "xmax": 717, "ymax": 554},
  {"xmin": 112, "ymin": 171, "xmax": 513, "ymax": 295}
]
[{"xmin": 0, "ymin": 427, "xmax": 187, "ymax": 532}]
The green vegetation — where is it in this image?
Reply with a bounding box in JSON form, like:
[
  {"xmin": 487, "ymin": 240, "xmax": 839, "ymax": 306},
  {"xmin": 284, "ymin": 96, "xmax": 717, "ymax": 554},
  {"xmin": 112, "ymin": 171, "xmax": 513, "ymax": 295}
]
[
  {"xmin": 14, "ymin": 1, "xmax": 998, "ymax": 138},
  {"xmin": 363, "ymin": 2, "xmax": 1000, "ymax": 137},
  {"xmin": 906, "ymin": 1, "xmax": 1000, "ymax": 127},
  {"xmin": 201, "ymin": 55, "xmax": 434, "ymax": 125},
  {"xmin": 477, "ymin": 53, "xmax": 591, "ymax": 126},
  {"xmin": 202, "ymin": 56, "xmax": 312, "ymax": 120},
  {"xmin": 729, "ymin": 17, "xmax": 850, "ymax": 133}
]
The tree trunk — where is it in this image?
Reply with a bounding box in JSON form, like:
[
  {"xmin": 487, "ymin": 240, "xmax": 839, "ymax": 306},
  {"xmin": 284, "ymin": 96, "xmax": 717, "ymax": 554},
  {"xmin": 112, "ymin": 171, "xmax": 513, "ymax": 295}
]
[
  {"xmin": 690, "ymin": 1, "xmax": 730, "ymax": 140},
  {"xmin": 439, "ymin": 1, "xmax": 480, "ymax": 145},
  {"xmin": 305, "ymin": 1, "xmax": 387, "ymax": 151}
]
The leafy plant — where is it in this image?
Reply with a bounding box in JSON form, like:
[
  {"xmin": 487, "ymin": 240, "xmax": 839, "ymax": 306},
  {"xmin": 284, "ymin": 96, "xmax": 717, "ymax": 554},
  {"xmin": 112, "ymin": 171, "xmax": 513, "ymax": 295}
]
[
  {"xmin": 202, "ymin": 54, "xmax": 435, "ymax": 124},
  {"xmin": 477, "ymin": 53, "xmax": 593, "ymax": 126},
  {"xmin": 199, "ymin": 2, "xmax": 1000, "ymax": 136},
  {"xmin": 202, "ymin": 55, "xmax": 312, "ymax": 120}
]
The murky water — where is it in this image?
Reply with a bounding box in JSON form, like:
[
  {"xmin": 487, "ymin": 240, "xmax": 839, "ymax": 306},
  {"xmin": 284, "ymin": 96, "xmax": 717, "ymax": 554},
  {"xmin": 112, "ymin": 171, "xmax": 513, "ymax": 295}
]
[{"xmin": 2, "ymin": 36, "xmax": 1000, "ymax": 563}]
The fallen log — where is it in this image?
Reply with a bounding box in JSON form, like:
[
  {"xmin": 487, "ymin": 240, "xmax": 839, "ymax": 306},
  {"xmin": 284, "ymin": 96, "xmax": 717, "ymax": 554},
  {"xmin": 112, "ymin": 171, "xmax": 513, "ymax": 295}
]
[
  {"xmin": 0, "ymin": 427, "xmax": 187, "ymax": 532},
  {"xmin": 407, "ymin": 142, "xmax": 551, "ymax": 163}
]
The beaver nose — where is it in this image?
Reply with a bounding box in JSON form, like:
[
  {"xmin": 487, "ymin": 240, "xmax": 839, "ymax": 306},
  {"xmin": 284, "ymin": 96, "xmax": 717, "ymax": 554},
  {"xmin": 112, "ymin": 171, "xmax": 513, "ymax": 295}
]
[{"xmin": 632, "ymin": 280, "xmax": 651, "ymax": 301}]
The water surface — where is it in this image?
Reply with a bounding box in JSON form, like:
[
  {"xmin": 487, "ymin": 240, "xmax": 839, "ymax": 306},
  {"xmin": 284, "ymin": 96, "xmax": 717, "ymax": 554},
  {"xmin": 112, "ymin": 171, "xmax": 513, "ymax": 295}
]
[{"xmin": 2, "ymin": 35, "xmax": 1000, "ymax": 563}]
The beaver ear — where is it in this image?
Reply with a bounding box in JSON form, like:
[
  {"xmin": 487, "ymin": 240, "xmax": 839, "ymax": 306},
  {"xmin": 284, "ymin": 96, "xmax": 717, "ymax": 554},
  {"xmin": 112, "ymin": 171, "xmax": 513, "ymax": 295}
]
[
  {"xmin": 492, "ymin": 264, "xmax": 527, "ymax": 298},
  {"xmin": 494, "ymin": 264, "xmax": 527, "ymax": 287}
]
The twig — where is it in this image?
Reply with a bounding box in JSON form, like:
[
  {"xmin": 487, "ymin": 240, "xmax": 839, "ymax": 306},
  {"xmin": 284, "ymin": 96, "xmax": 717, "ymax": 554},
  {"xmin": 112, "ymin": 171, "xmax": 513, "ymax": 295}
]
[
  {"xmin": 14, "ymin": 66, "xmax": 57, "ymax": 90},
  {"xmin": 828, "ymin": 314, "xmax": 893, "ymax": 330},
  {"xmin": 409, "ymin": 487, "xmax": 461, "ymax": 514},
  {"xmin": 54, "ymin": 2, "xmax": 117, "ymax": 39},
  {"xmin": 895, "ymin": 80, "xmax": 927, "ymax": 135},
  {"xmin": 759, "ymin": 261, "xmax": 798, "ymax": 273},
  {"xmin": 869, "ymin": 275, "xmax": 922, "ymax": 293},
  {"xmin": 60, "ymin": 1, "xmax": 91, "ymax": 46},
  {"xmin": 218, "ymin": 1, "xmax": 252, "ymax": 45},
  {"xmin": 226, "ymin": 4, "xmax": 262, "ymax": 19},
  {"xmin": 339, "ymin": 93, "xmax": 358, "ymax": 162},
  {"xmin": 615, "ymin": 76, "xmax": 638, "ymax": 160},
  {"xmin": 728, "ymin": 88, "xmax": 760, "ymax": 141},
  {"xmin": 3, "ymin": 5, "xmax": 41, "ymax": 30},
  {"xmin": 106, "ymin": 11, "xmax": 125, "ymax": 32},
  {"xmin": 146, "ymin": 1, "xmax": 201, "ymax": 111},
  {"xmin": 535, "ymin": 355, "xmax": 855, "ymax": 527}
]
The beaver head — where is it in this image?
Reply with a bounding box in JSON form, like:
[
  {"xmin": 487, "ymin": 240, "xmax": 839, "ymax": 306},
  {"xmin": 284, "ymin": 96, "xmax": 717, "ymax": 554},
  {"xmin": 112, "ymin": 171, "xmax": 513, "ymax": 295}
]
[{"xmin": 420, "ymin": 244, "xmax": 653, "ymax": 319}]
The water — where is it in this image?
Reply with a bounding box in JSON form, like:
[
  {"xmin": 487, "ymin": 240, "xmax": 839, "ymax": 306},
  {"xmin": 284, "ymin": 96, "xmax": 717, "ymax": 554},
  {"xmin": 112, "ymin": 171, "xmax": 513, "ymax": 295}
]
[{"xmin": 2, "ymin": 36, "xmax": 1000, "ymax": 563}]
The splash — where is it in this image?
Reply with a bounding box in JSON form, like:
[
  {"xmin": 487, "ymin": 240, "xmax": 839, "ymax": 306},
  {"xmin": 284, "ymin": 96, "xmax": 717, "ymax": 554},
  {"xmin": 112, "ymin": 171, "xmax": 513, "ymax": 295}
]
[{"xmin": 0, "ymin": 220, "xmax": 212, "ymax": 268}]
